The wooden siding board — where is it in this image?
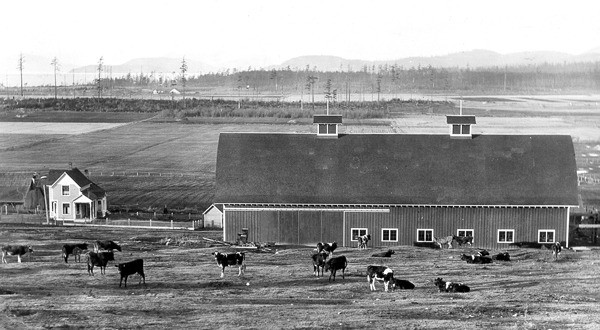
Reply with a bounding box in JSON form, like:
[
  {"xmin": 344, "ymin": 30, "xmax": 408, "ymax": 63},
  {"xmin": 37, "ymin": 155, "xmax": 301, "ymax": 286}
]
[
  {"xmin": 279, "ymin": 211, "xmax": 299, "ymax": 244},
  {"xmin": 321, "ymin": 212, "xmax": 344, "ymax": 244},
  {"xmin": 298, "ymin": 211, "xmax": 321, "ymax": 244}
]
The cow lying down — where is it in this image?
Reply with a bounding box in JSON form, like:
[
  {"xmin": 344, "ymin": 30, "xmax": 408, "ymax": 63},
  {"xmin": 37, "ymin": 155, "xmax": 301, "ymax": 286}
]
[
  {"xmin": 391, "ymin": 278, "xmax": 415, "ymax": 290},
  {"xmin": 434, "ymin": 277, "xmax": 470, "ymax": 293},
  {"xmin": 1, "ymin": 245, "xmax": 33, "ymax": 263},
  {"xmin": 460, "ymin": 253, "xmax": 493, "ymax": 264},
  {"xmin": 213, "ymin": 251, "xmax": 246, "ymax": 278},
  {"xmin": 371, "ymin": 250, "xmax": 395, "ymax": 258}
]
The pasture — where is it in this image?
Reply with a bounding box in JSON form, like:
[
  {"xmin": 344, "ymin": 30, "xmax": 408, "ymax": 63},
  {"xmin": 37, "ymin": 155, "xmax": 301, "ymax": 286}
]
[{"xmin": 1, "ymin": 224, "xmax": 600, "ymax": 329}]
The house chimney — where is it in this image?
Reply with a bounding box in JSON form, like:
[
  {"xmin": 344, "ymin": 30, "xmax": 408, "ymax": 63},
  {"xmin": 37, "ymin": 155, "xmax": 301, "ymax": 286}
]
[
  {"xmin": 84, "ymin": 169, "xmax": 89, "ymax": 177},
  {"xmin": 313, "ymin": 114, "xmax": 342, "ymax": 138}
]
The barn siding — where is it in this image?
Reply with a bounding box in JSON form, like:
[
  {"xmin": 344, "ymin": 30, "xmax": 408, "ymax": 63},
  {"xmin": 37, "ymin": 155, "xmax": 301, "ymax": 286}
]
[{"xmin": 225, "ymin": 206, "xmax": 568, "ymax": 248}]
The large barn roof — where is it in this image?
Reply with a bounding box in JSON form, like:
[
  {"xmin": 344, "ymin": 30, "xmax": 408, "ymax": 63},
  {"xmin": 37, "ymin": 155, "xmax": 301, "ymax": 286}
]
[{"xmin": 215, "ymin": 133, "xmax": 578, "ymax": 206}]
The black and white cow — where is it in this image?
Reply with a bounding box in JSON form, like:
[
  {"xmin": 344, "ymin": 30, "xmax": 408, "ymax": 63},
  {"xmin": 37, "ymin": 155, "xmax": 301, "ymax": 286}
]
[
  {"xmin": 1, "ymin": 245, "xmax": 33, "ymax": 263},
  {"xmin": 434, "ymin": 277, "xmax": 470, "ymax": 293},
  {"xmin": 213, "ymin": 251, "xmax": 246, "ymax": 278},
  {"xmin": 324, "ymin": 255, "xmax": 347, "ymax": 282},
  {"xmin": 62, "ymin": 243, "xmax": 89, "ymax": 263},
  {"xmin": 316, "ymin": 242, "xmax": 338, "ymax": 255},
  {"xmin": 452, "ymin": 235, "xmax": 473, "ymax": 247},
  {"xmin": 551, "ymin": 242, "xmax": 562, "ymax": 260},
  {"xmin": 460, "ymin": 253, "xmax": 493, "ymax": 264},
  {"xmin": 115, "ymin": 259, "xmax": 146, "ymax": 288},
  {"xmin": 86, "ymin": 251, "xmax": 115, "ymax": 275},
  {"xmin": 93, "ymin": 240, "xmax": 122, "ymax": 253},
  {"xmin": 357, "ymin": 235, "xmax": 371, "ymax": 249},
  {"xmin": 311, "ymin": 252, "xmax": 328, "ymax": 277},
  {"xmin": 391, "ymin": 278, "xmax": 415, "ymax": 290},
  {"xmin": 366, "ymin": 265, "xmax": 394, "ymax": 292},
  {"xmin": 371, "ymin": 250, "xmax": 395, "ymax": 258}
]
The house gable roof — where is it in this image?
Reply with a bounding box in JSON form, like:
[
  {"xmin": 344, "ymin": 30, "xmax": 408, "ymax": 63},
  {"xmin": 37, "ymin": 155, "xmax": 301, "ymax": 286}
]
[
  {"xmin": 215, "ymin": 133, "xmax": 578, "ymax": 206},
  {"xmin": 48, "ymin": 168, "xmax": 106, "ymax": 197}
]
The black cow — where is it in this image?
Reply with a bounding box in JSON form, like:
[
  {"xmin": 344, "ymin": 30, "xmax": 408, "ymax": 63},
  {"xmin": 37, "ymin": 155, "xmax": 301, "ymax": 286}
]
[
  {"xmin": 357, "ymin": 235, "xmax": 371, "ymax": 249},
  {"xmin": 493, "ymin": 252, "xmax": 511, "ymax": 261},
  {"xmin": 87, "ymin": 251, "xmax": 115, "ymax": 275},
  {"xmin": 371, "ymin": 250, "xmax": 395, "ymax": 258},
  {"xmin": 452, "ymin": 235, "xmax": 473, "ymax": 247},
  {"xmin": 434, "ymin": 277, "xmax": 470, "ymax": 293},
  {"xmin": 213, "ymin": 251, "xmax": 246, "ymax": 278},
  {"xmin": 62, "ymin": 243, "xmax": 88, "ymax": 263},
  {"xmin": 316, "ymin": 242, "xmax": 338, "ymax": 255},
  {"xmin": 115, "ymin": 259, "xmax": 146, "ymax": 288},
  {"xmin": 1, "ymin": 245, "xmax": 33, "ymax": 263},
  {"xmin": 366, "ymin": 265, "xmax": 394, "ymax": 292},
  {"xmin": 324, "ymin": 255, "xmax": 347, "ymax": 282},
  {"xmin": 93, "ymin": 240, "xmax": 122, "ymax": 253},
  {"xmin": 311, "ymin": 252, "xmax": 328, "ymax": 277},
  {"xmin": 460, "ymin": 253, "xmax": 493, "ymax": 264},
  {"xmin": 551, "ymin": 242, "xmax": 562, "ymax": 260},
  {"xmin": 391, "ymin": 278, "xmax": 415, "ymax": 290}
]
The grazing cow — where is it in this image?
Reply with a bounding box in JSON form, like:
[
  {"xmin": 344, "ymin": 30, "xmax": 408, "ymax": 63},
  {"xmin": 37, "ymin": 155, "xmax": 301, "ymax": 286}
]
[
  {"xmin": 433, "ymin": 236, "xmax": 453, "ymax": 249},
  {"xmin": 324, "ymin": 255, "xmax": 347, "ymax": 282},
  {"xmin": 1, "ymin": 245, "xmax": 33, "ymax": 263},
  {"xmin": 551, "ymin": 242, "xmax": 562, "ymax": 260},
  {"xmin": 316, "ymin": 242, "xmax": 338, "ymax": 255},
  {"xmin": 311, "ymin": 252, "xmax": 328, "ymax": 277},
  {"xmin": 62, "ymin": 243, "xmax": 88, "ymax": 263},
  {"xmin": 460, "ymin": 253, "xmax": 493, "ymax": 264},
  {"xmin": 366, "ymin": 265, "xmax": 394, "ymax": 292},
  {"xmin": 213, "ymin": 251, "xmax": 246, "ymax": 278},
  {"xmin": 371, "ymin": 250, "xmax": 395, "ymax": 258},
  {"xmin": 357, "ymin": 234, "xmax": 371, "ymax": 249},
  {"xmin": 93, "ymin": 240, "xmax": 122, "ymax": 253},
  {"xmin": 86, "ymin": 251, "xmax": 115, "ymax": 275},
  {"xmin": 452, "ymin": 235, "xmax": 473, "ymax": 247},
  {"xmin": 391, "ymin": 278, "xmax": 415, "ymax": 290},
  {"xmin": 434, "ymin": 277, "xmax": 470, "ymax": 293},
  {"xmin": 115, "ymin": 259, "xmax": 146, "ymax": 288},
  {"xmin": 493, "ymin": 252, "xmax": 511, "ymax": 261}
]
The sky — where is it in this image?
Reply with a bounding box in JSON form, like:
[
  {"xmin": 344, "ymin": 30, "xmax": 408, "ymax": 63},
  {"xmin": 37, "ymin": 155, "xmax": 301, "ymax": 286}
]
[{"xmin": 1, "ymin": 0, "xmax": 600, "ymax": 73}]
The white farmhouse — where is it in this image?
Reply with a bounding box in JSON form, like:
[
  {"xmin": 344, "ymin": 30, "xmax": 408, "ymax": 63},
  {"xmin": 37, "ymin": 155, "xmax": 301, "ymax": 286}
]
[{"xmin": 46, "ymin": 168, "xmax": 107, "ymax": 222}]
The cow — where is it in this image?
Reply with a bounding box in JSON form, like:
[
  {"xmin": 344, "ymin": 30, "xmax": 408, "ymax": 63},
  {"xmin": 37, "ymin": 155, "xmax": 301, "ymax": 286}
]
[
  {"xmin": 324, "ymin": 255, "xmax": 347, "ymax": 282},
  {"xmin": 551, "ymin": 242, "xmax": 562, "ymax": 260},
  {"xmin": 86, "ymin": 251, "xmax": 115, "ymax": 275},
  {"xmin": 1, "ymin": 245, "xmax": 33, "ymax": 263},
  {"xmin": 366, "ymin": 265, "xmax": 394, "ymax": 292},
  {"xmin": 460, "ymin": 253, "xmax": 493, "ymax": 264},
  {"xmin": 493, "ymin": 252, "xmax": 511, "ymax": 261},
  {"xmin": 316, "ymin": 242, "xmax": 338, "ymax": 255},
  {"xmin": 357, "ymin": 235, "xmax": 371, "ymax": 249},
  {"xmin": 62, "ymin": 243, "xmax": 88, "ymax": 263},
  {"xmin": 433, "ymin": 236, "xmax": 453, "ymax": 249},
  {"xmin": 93, "ymin": 240, "xmax": 122, "ymax": 253},
  {"xmin": 311, "ymin": 252, "xmax": 328, "ymax": 277},
  {"xmin": 391, "ymin": 278, "xmax": 415, "ymax": 290},
  {"xmin": 371, "ymin": 249, "xmax": 395, "ymax": 258},
  {"xmin": 452, "ymin": 235, "xmax": 473, "ymax": 247},
  {"xmin": 115, "ymin": 259, "xmax": 146, "ymax": 288},
  {"xmin": 213, "ymin": 251, "xmax": 246, "ymax": 278},
  {"xmin": 434, "ymin": 277, "xmax": 470, "ymax": 293}
]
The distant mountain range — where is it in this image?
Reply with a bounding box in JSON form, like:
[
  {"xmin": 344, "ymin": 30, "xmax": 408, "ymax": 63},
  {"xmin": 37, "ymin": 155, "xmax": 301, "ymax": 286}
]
[{"xmin": 5, "ymin": 48, "xmax": 600, "ymax": 76}]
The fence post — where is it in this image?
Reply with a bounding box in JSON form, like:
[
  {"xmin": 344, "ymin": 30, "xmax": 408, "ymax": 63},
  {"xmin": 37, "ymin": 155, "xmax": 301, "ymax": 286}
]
[
  {"xmin": 128, "ymin": 218, "xmax": 130, "ymax": 226},
  {"xmin": 150, "ymin": 219, "xmax": 152, "ymax": 227},
  {"xmin": 171, "ymin": 220, "xmax": 173, "ymax": 229}
]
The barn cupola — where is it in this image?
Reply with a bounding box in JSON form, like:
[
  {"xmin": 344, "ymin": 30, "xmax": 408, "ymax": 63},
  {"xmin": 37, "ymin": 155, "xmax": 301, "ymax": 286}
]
[
  {"xmin": 447, "ymin": 115, "xmax": 476, "ymax": 139},
  {"xmin": 313, "ymin": 114, "xmax": 342, "ymax": 138}
]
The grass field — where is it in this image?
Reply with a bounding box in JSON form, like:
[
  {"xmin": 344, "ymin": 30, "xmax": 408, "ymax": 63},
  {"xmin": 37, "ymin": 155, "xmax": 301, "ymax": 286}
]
[{"xmin": 1, "ymin": 224, "xmax": 600, "ymax": 329}]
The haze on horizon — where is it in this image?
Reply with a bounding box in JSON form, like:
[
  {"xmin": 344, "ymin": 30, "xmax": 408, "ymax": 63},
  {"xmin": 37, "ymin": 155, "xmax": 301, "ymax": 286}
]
[{"xmin": 1, "ymin": 0, "xmax": 599, "ymax": 73}]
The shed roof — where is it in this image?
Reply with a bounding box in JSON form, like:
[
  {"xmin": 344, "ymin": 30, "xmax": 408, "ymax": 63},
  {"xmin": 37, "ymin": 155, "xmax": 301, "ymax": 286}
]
[
  {"xmin": 447, "ymin": 115, "xmax": 476, "ymax": 124},
  {"xmin": 215, "ymin": 133, "xmax": 578, "ymax": 206}
]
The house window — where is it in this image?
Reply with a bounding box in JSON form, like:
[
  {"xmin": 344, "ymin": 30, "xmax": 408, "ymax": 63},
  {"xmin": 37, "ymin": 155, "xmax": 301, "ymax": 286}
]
[
  {"xmin": 318, "ymin": 124, "xmax": 328, "ymax": 135},
  {"xmin": 452, "ymin": 124, "xmax": 461, "ymax": 135},
  {"xmin": 382, "ymin": 228, "xmax": 398, "ymax": 242},
  {"xmin": 318, "ymin": 123, "xmax": 337, "ymax": 136},
  {"xmin": 351, "ymin": 228, "xmax": 368, "ymax": 241},
  {"xmin": 451, "ymin": 124, "xmax": 471, "ymax": 136},
  {"xmin": 417, "ymin": 229, "xmax": 433, "ymax": 242},
  {"xmin": 62, "ymin": 203, "xmax": 70, "ymax": 215},
  {"xmin": 62, "ymin": 185, "xmax": 70, "ymax": 196},
  {"xmin": 498, "ymin": 229, "xmax": 514, "ymax": 243},
  {"xmin": 457, "ymin": 229, "xmax": 474, "ymax": 239},
  {"xmin": 538, "ymin": 230, "xmax": 555, "ymax": 243},
  {"xmin": 461, "ymin": 125, "xmax": 470, "ymax": 134}
]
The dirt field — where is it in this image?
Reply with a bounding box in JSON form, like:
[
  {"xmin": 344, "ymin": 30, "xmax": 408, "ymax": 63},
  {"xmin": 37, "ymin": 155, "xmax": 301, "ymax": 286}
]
[{"xmin": 1, "ymin": 224, "xmax": 599, "ymax": 329}]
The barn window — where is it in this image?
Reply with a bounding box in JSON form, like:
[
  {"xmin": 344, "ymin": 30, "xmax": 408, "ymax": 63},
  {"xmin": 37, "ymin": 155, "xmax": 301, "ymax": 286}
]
[
  {"xmin": 457, "ymin": 229, "xmax": 474, "ymax": 242},
  {"xmin": 62, "ymin": 203, "xmax": 70, "ymax": 215},
  {"xmin": 62, "ymin": 185, "xmax": 70, "ymax": 196},
  {"xmin": 498, "ymin": 229, "xmax": 514, "ymax": 243},
  {"xmin": 538, "ymin": 230, "xmax": 555, "ymax": 243},
  {"xmin": 417, "ymin": 229, "xmax": 433, "ymax": 242},
  {"xmin": 382, "ymin": 228, "xmax": 398, "ymax": 242},
  {"xmin": 351, "ymin": 228, "xmax": 368, "ymax": 241}
]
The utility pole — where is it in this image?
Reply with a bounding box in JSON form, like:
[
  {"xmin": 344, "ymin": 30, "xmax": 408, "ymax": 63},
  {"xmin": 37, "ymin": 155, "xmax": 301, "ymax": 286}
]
[
  {"xmin": 180, "ymin": 56, "xmax": 188, "ymax": 108},
  {"xmin": 51, "ymin": 57, "xmax": 59, "ymax": 100},
  {"xmin": 97, "ymin": 56, "xmax": 103, "ymax": 99},
  {"xmin": 17, "ymin": 53, "xmax": 24, "ymax": 97}
]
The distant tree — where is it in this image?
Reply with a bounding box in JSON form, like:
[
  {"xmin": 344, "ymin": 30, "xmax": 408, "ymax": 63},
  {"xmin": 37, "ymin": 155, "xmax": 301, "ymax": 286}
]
[
  {"xmin": 50, "ymin": 57, "xmax": 60, "ymax": 100},
  {"xmin": 376, "ymin": 73, "xmax": 383, "ymax": 102},
  {"xmin": 17, "ymin": 53, "xmax": 25, "ymax": 97},
  {"xmin": 180, "ymin": 56, "xmax": 188, "ymax": 108},
  {"xmin": 269, "ymin": 69, "xmax": 278, "ymax": 92},
  {"xmin": 306, "ymin": 75, "xmax": 318, "ymax": 110},
  {"xmin": 96, "ymin": 56, "xmax": 104, "ymax": 98}
]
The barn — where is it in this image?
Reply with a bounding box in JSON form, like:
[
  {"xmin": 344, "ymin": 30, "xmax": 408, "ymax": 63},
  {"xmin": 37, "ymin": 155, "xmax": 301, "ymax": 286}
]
[{"xmin": 213, "ymin": 115, "xmax": 578, "ymax": 249}]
